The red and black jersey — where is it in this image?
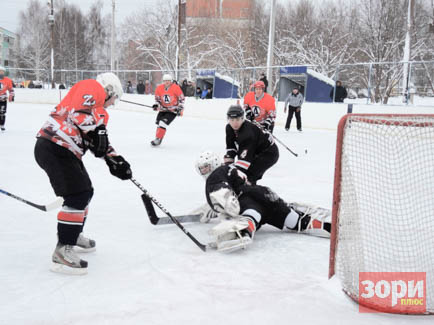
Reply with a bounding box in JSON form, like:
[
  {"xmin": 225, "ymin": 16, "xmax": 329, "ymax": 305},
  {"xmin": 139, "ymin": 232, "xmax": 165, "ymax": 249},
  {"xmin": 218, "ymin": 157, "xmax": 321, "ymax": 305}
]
[
  {"xmin": 155, "ymin": 82, "xmax": 185, "ymax": 113},
  {"xmin": 0, "ymin": 77, "xmax": 14, "ymax": 102},
  {"xmin": 243, "ymin": 91, "xmax": 276, "ymax": 125},
  {"xmin": 37, "ymin": 79, "xmax": 116, "ymax": 160}
]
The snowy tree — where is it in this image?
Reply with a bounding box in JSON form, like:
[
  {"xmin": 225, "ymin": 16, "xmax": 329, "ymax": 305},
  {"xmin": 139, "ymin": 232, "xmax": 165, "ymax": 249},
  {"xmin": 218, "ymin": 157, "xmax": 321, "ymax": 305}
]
[{"xmin": 16, "ymin": 0, "xmax": 51, "ymax": 81}]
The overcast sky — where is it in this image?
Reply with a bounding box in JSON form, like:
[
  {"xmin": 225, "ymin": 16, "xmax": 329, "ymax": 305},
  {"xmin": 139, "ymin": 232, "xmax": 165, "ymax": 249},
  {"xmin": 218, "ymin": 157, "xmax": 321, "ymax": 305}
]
[
  {"xmin": 0, "ymin": 0, "xmax": 292, "ymax": 34},
  {"xmin": 0, "ymin": 0, "xmax": 160, "ymax": 33}
]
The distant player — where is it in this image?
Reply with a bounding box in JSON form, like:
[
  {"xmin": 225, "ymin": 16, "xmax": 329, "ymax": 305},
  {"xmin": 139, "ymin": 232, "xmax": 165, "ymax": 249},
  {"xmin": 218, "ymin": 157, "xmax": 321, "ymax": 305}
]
[
  {"xmin": 0, "ymin": 65, "xmax": 15, "ymax": 132},
  {"xmin": 194, "ymin": 151, "xmax": 331, "ymax": 252},
  {"xmin": 243, "ymin": 80, "xmax": 276, "ymax": 133},
  {"xmin": 151, "ymin": 74, "xmax": 185, "ymax": 146},
  {"xmin": 35, "ymin": 72, "xmax": 132, "ymax": 275},
  {"xmin": 225, "ymin": 104, "xmax": 279, "ymax": 184}
]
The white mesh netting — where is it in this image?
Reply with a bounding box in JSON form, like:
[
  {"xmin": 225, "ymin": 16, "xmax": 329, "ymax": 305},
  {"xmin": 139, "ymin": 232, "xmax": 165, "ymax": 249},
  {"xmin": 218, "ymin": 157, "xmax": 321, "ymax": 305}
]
[{"xmin": 333, "ymin": 114, "xmax": 434, "ymax": 314}]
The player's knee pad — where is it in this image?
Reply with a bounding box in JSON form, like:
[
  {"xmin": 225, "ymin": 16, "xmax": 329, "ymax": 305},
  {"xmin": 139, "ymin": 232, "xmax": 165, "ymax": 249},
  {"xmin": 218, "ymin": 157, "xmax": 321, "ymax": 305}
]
[
  {"xmin": 158, "ymin": 120, "xmax": 169, "ymax": 129},
  {"xmin": 241, "ymin": 208, "xmax": 262, "ymax": 224},
  {"xmin": 63, "ymin": 190, "xmax": 94, "ymax": 210}
]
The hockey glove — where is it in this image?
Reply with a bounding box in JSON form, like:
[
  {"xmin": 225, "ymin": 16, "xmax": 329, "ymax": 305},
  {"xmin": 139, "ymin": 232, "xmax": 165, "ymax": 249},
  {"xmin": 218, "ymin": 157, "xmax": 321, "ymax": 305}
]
[
  {"xmin": 223, "ymin": 154, "xmax": 235, "ymax": 165},
  {"xmin": 244, "ymin": 105, "xmax": 254, "ymax": 121},
  {"xmin": 87, "ymin": 125, "xmax": 109, "ymax": 158},
  {"xmin": 152, "ymin": 104, "xmax": 159, "ymax": 111},
  {"xmin": 9, "ymin": 94, "xmax": 14, "ymax": 102},
  {"xmin": 175, "ymin": 107, "xmax": 184, "ymax": 116},
  {"xmin": 105, "ymin": 155, "xmax": 132, "ymax": 180},
  {"xmin": 263, "ymin": 118, "xmax": 274, "ymax": 131}
]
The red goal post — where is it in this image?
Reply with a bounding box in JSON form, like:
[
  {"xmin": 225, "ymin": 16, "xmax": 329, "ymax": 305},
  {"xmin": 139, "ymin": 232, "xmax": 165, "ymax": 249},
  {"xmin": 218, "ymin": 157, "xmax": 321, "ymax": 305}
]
[{"xmin": 328, "ymin": 113, "xmax": 434, "ymax": 314}]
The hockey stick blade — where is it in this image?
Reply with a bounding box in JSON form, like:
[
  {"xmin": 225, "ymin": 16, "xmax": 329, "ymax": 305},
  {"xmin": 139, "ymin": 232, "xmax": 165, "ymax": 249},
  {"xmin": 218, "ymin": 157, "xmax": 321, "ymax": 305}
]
[
  {"xmin": 131, "ymin": 178, "xmax": 207, "ymax": 252},
  {"xmin": 141, "ymin": 193, "xmax": 201, "ymax": 225},
  {"xmin": 0, "ymin": 189, "xmax": 63, "ymax": 212}
]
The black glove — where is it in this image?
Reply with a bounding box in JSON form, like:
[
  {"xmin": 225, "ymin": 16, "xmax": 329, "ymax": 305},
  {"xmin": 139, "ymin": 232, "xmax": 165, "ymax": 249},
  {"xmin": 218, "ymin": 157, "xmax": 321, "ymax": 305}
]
[
  {"xmin": 263, "ymin": 118, "xmax": 274, "ymax": 131},
  {"xmin": 105, "ymin": 155, "xmax": 132, "ymax": 180},
  {"xmin": 152, "ymin": 104, "xmax": 159, "ymax": 111},
  {"xmin": 244, "ymin": 105, "xmax": 254, "ymax": 121},
  {"xmin": 223, "ymin": 154, "xmax": 235, "ymax": 165},
  {"xmin": 175, "ymin": 107, "xmax": 183, "ymax": 116},
  {"xmin": 87, "ymin": 125, "xmax": 109, "ymax": 157}
]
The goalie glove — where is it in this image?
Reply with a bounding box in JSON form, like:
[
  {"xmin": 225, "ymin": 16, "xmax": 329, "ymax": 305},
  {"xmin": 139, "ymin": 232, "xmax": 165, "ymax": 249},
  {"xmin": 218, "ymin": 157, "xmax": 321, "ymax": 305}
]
[
  {"xmin": 209, "ymin": 188, "xmax": 240, "ymax": 218},
  {"xmin": 208, "ymin": 216, "xmax": 256, "ymax": 253},
  {"xmin": 190, "ymin": 203, "xmax": 219, "ymax": 223}
]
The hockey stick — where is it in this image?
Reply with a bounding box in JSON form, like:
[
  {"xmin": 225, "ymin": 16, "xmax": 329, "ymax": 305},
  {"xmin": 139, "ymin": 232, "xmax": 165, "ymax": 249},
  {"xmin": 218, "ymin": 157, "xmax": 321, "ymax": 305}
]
[
  {"xmin": 130, "ymin": 178, "xmax": 207, "ymax": 252},
  {"xmin": 251, "ymin": 120, "xmax": 299, "ymax": 157},
  {"xmin": 120, "ymin": 99, "xmax": 154, "ymax": 109},
  {"xmin": 0, "ymin": 189, "xmax": 63, "ymax": 212},
  {"xmin": 272, "ymin": 135, "xmax": 298, "ymax": 157}
]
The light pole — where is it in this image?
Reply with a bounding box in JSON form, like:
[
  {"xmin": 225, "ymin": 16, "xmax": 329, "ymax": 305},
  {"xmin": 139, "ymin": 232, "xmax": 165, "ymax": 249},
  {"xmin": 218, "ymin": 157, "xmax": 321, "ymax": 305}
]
[
  {"xmin": 111, "ymin": 0, "xmax": 116, "ymax": 72},
  {"xmin": 266, "ymin": 0, "xmax": 276, "ymax": 94},
  {"xmin": 48, "ymin": 0, "xmax": 55, "ymax": 88}
]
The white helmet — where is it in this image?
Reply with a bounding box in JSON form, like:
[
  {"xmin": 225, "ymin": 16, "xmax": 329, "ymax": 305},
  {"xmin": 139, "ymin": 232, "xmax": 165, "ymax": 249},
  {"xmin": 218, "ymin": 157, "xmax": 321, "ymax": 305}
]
[
  {"xmin": 162, "ymin": 74, "xmax": 173, "ymax": 82},
  {"xmin": 0, "ymin": 66, "xmax": 5, "ymax": 72},
  {"xmin": 96, "ymin": 72, "xmax": 123, "ymax": 103},
  {"xmin": 195, "ymin": 151, "xmax": 222, "ymax": 179}
]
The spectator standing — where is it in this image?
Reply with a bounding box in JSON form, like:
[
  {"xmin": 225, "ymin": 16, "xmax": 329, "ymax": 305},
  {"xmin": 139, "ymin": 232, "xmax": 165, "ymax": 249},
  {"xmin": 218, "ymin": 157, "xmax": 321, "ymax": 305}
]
[
  {"xmin": 181, "ymin": 79, "xmax": 188, "ymax": 96},
  {"xmin": 330, "ymin": 80, "xmax": 347, "ymax": 102},
  {"xmin": 145, "ymin": 80, "xmax": 152, "ymax": 95},
  {"xmin": 195, "ymin": 87, "xmax": 202, "ymax": 99},
  {"xmin": 284, "ymin": 87, "xmax": 304, "ymax": 132},
  {"xmin": 126, "ymin": 81, "xmax": 134, "ymax": 94},
  {"xmin": 137, "ymin": 80, "xmax": 145, "ymax": 94},
  {"xmin": 259, "ymin": 73, "xmax": 269, "ymax": 93}
]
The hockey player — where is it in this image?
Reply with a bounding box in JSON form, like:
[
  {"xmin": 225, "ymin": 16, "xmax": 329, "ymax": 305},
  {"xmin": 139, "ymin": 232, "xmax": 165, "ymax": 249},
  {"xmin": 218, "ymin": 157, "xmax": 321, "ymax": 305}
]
[
  {"xmin": 243, "ymin": 80, "xmax": 276, "ymax": 133},
  {"xmin": 0, "ymin": 66, "xmax": 15, "ymax": 132},
  {"xmin": 34, "ymin": 72, "xmax": 132, "ymax": 275},
  {"xmin": 225, "ymin": 104, "xmax": 279, "ymax": 184},
  {"xmin": 150, "ymin": 74, "xmax": 185, "ymax": 146},
  {"xmin": 195, "ymin": 151, "xmax": 331, "ymax": 252}
]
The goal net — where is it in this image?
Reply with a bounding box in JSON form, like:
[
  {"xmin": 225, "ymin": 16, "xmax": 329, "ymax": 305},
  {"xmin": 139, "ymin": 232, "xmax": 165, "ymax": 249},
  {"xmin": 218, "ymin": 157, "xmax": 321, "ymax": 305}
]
[{"xmin": 329, "ymin": 114, "xmax": 434, "ymax": 314}]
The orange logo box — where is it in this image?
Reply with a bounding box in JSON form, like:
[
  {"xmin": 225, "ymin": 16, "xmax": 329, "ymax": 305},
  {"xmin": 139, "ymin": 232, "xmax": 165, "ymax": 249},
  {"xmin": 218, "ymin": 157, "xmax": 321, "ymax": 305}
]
[{"xmin": 359, "ymin": 272, "xmax": 426, "ymax": 314}]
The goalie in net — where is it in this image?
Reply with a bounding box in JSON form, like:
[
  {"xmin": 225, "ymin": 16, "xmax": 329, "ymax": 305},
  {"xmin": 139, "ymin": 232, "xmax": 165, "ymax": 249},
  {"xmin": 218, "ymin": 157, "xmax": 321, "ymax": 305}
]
[{"xmin": 194, "ymin": 150, "xmax": 332, "ymax": 253}]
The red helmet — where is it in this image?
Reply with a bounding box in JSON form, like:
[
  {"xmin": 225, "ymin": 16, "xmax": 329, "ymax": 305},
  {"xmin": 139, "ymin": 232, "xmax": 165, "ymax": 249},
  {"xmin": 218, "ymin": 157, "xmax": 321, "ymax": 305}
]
[{"xmin": 253, "ymin": 81, "xmax": 265, "ymax": 90}]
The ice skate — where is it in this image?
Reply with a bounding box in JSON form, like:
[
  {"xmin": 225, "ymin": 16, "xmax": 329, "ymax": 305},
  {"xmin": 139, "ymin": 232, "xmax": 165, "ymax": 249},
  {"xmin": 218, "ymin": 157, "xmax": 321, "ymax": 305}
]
[
  {"xmin": 150, "ymin": 138, "xmax": 162, "ymax": 146},
  {"xmin": 75, "ymin": 233, "xmax": 96, "ymax": 253},
  {"xmin": 51, "ymin": 243, "xmax": 88, "ymax": 275}
]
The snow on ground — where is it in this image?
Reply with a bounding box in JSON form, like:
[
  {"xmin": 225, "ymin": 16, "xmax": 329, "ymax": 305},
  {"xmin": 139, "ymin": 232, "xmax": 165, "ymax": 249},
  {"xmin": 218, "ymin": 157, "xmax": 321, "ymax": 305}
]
[{"xmin": 0, "ymin": 99, "xmax": 432, "ymax": 325}]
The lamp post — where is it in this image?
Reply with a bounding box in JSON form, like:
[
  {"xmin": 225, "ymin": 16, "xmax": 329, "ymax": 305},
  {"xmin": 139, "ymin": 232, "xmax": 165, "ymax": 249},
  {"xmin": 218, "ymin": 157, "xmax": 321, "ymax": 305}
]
[
  {"xmin": 111, "ymin": 0, "xmax": 116, "ymax": 72},
  {"xmin": 48, "ymin": 0, "xmax": 55, "ymax": 88}
]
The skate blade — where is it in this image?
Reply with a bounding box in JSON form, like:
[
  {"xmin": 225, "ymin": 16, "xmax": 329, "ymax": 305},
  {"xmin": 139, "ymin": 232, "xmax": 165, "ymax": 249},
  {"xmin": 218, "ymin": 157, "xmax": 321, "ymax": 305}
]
[
  {"xmin": 50, "ymin": 262, "xmax": 88, "ymax": 275},
  {"xmin": 73, "ymin": 246, "xmax": 96, "ymax": 253}
]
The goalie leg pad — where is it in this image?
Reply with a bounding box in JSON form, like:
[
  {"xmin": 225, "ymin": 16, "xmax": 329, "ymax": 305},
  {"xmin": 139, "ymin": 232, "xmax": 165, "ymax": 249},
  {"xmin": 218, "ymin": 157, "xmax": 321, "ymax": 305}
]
[
  {"xmin": 209, "ymin": 216, "xmax": 256, "ymax": 253},
  {"xmin": 287, "ymin": 202, "xmax": 332, "ymax": 238}
]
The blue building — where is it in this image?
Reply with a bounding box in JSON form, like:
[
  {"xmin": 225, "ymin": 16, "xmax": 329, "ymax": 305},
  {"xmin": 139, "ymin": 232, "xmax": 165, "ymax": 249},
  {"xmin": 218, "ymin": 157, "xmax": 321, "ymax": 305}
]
[
  {"xmin": 196, "ymin": 70, "xmax": 239, "ymax": 99},
  {"xmin": 278, "ymin": 66, "xmax": 334, "ymax": 103}
]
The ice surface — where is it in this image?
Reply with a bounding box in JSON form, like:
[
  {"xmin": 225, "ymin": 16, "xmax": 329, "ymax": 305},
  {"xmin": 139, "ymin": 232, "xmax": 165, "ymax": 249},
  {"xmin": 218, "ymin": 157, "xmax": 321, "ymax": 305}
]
[{"xmin": 0, "ymin": 100, "xmax": 432, "ymax": 324}]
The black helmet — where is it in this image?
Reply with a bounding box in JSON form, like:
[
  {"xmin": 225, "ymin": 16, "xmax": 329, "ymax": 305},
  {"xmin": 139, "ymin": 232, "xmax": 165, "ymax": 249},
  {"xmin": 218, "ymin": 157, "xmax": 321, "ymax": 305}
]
[{"xmin": 227, "ymin": 105, "xmax": 244, "ymax": 118}]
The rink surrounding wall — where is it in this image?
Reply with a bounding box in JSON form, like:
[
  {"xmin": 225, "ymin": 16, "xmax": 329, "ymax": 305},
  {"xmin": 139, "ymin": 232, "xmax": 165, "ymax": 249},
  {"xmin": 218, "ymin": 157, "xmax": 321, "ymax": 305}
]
[{"xmin": 14, "ymin": 89, "xmax": 434, "ymax": 131}]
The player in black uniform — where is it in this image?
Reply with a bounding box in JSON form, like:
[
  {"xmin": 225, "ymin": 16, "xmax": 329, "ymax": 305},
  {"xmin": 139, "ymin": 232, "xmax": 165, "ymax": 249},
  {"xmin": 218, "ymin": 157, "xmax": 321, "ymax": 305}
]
[
  {"xmin": 194, "ymin": 151, "xmax": 331, "ymax": 252},
  {"xmin": 224, "ymin": 105, "xmax": 279, "ymax": 184}
]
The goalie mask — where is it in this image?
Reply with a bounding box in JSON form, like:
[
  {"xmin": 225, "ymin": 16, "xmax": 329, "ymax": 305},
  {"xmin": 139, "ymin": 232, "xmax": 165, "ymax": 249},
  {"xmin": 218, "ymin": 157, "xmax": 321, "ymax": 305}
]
[
  {"xmin": 96, "ymin": 72, "xmax": 123, "ymax": 105},
  {"xmin": 195, "ymin": 151, "xmax": 221, "ymax": 179}
]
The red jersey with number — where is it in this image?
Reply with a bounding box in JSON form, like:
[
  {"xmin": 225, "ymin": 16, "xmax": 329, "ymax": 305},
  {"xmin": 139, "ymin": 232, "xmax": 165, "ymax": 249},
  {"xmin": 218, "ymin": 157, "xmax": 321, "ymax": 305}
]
[
  {"xmin": 37, "ymin": 79, "xmax": 115, "ymax": 159},
  {"xmin": 154, "ymin": 83, "xmax": 184, "ymax": 112},
  {"xmin": 0, "ymin": 77, "xmax": 14, "ymax": 101},
  {"xmin": 243, "ymin": 91, "xmax": 276, "ymax": 124}
]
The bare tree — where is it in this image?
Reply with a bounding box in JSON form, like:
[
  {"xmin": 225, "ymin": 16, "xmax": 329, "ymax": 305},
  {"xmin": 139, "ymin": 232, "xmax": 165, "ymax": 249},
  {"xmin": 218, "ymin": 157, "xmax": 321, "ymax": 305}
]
[{"xmin": 16, "ymin": 0, "xmax": 51, "ymax": 81}]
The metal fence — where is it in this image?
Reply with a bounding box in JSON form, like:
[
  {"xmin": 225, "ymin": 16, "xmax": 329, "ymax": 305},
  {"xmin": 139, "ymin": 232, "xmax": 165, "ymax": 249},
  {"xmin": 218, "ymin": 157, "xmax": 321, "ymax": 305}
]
[{"xmin": 5, "ymin": 60, "xmax": 434, "ymax": 106}]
